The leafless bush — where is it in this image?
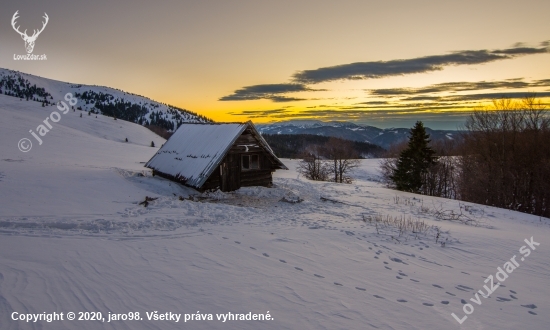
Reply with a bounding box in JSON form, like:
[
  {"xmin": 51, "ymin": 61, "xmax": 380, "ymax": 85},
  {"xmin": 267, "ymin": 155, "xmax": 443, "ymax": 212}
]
[
  {"xmin": 323, "ymin": 137, "xmax": 360, "ymax": 183},
  {"xmin": 297, "ymin": 145, "xmax": 329, "ymax": 181},
  {"xmin": 363, "ymin": 213, "xmax": 431, "ymax": 238},
  {"xmin": 419, "ymin": 201, "xmax": 479, "ymax": 226},
  {"xmin": 379, "ymin": 157, "xmax": 397, "ymax": 187},
  {"xmin": 422, "ymin": 156, "xmax": 460, "ymax": 199},
  {"xmin": 298, "ymin": 139, "xmax": 360, "ymax": 183}
]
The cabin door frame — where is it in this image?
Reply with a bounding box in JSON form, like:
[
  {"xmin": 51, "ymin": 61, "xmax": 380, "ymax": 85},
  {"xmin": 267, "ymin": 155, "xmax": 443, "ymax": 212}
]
[{"xmin": 220, "ymin": 154, "xmax": 241, "ymax": 192}]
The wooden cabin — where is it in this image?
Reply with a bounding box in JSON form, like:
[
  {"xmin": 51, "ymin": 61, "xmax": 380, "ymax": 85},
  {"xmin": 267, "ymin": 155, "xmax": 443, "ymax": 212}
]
[{"xmin": 145, "ymin": 121, "xmax": 288, "ymax": 192}]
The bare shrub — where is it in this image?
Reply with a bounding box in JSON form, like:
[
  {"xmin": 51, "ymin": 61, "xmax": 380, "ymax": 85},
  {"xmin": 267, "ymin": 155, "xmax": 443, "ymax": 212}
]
[
  {"xmin": 363, "ymin": 213, "xmax": 441, "ymax": 243},
  {"xmin": 323, "ymin": 137, "xmax": 360, "ymax": 183},
  {"xmin": 422, "ymin": 139, "xmax": 460, "ymax": 199},
  {"xmin": 297, "ymin": 145, "xmax": 329, "ymax": 181}
]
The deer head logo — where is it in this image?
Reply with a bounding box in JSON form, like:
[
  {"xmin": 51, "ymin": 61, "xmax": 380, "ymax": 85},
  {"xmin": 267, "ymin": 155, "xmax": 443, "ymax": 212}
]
[{"xmin": 11, "ymin": 11, "xmax": 49, "ymax": 54}]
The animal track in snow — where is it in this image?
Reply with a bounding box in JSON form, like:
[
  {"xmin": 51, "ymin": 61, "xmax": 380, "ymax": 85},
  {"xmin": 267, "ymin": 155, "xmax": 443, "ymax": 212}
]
[
  {"xmin": 373, "ymin": 295, "xmax": 385, "ymax": 299},
  {"xmin": 423, "ymin": 303, "xmax": 434, "ymax": 306},
  {"xmin": 389, "ymin": 257, "xmax": 407, "ymax": 265},
  {"xmin": 397, "ymin": 299, "xmax": 407, "ymax": 303},
  {"xmin": 279, "ymin": 259, "xmax": 286, "ymax": 263},
  {"xmin": 355, "ymin": 287, "xmax": 366, "ymax": 291},
  {"xmin": 432, "ymin": 284, "xmax": 443, "ymax": 289},
  {"xmin": 294, "ymin": 267, "xmax": 303, "ymax": 271},
  {"xmin": 456, "ymin": 285, "xmax": 473, "ymax": 292},
  {"xmin": 314, "ymin": 274, "xmax": 324, "ymax": 278},
  {"xmin": 521, "ymin": 304, "xmax": 537, "ymax": 309},
  {"xmin": 262, "ymin": 253, "xmax": 269, "ymax": 257},
  {"xmin": 441, "ymin": 301, "xmax": 449, "ymax": 305}
]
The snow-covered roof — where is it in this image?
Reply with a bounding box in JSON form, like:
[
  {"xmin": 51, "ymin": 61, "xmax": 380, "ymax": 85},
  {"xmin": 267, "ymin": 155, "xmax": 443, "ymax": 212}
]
[{"xmin": 145, "ymin": 121, "xmax": 287, "ymax": 189}]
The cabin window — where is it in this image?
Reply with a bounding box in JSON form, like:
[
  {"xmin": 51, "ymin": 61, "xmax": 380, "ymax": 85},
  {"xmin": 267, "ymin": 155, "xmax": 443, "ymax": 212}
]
[{"xmin": 242, "ymin": 154, "xmax": 259, "ymax": 170}]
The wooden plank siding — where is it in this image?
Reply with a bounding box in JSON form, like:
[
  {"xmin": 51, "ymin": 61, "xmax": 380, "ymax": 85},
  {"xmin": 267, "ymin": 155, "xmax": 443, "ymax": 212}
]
[{"xmin": 202, "ymin": 151, "xmax": 274, "ymax": 191}]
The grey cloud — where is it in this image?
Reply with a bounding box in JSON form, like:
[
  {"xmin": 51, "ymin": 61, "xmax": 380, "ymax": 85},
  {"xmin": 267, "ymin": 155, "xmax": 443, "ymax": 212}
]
[
  {"xmin": 369, "ymin": 79, "xmax": 550, "ymax": 97},
  {"xmin": 443, "ymin": 91, "xmax": 550, "ymax": 101},
  {"xmin": 355, "ymin": 101, "xmax": 390, "ymax": 105},
  {"xmin": 270, "ymin": 96, "xmax": 307, "ymax": 102},
  {"xmin": 219, "ymin": 83, "xmax": 319, "ymax": 102},
  {"xmin": 401, "ymin": 96, "xmax": 442, "ymax": 101},
  {"xmin": 292, "ymin": 46, "xmax": 548, "ymax": 84},
  {"xmin": 494, "ymin": 47, "xmax": 547, "ymax": 55},
  {"xmin": 230, "ymin": 108, "xmax": 291, "ymax": 116}
]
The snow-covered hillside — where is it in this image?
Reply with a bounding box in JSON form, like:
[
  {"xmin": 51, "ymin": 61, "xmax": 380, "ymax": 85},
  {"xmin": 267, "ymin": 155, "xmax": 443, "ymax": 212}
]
[
  {"xmin": 0, "ymin": 94, "xmax": 549, "ymax": 330},
  {"xmin": 0, "ymin": 68, "xmax": 210, "ymax": 132}
]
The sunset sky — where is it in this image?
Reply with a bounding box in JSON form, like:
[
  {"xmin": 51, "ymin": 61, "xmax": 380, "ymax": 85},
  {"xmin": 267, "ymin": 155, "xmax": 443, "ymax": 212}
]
[{"xmin": 1, "ymin": 0, "xmax": 549, "ymax": 129}]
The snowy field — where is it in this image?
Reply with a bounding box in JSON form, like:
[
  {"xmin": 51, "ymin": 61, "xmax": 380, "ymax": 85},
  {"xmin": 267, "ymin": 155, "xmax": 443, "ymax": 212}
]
[{"xmin": 1, "ymin": 94, "xmax": 549, "ymax": 329}]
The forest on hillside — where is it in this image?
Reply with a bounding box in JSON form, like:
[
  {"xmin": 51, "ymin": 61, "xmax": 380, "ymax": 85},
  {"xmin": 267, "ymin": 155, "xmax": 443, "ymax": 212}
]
[{"xmin": 262, "ymin": 134, "xmax": 385, "ymax": 159}]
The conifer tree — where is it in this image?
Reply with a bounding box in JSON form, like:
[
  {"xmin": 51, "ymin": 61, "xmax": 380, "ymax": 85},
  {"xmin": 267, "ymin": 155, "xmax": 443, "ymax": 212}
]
[{"xmin": 390, "ymin": 121, "xmax": 436, "ymax": 193}]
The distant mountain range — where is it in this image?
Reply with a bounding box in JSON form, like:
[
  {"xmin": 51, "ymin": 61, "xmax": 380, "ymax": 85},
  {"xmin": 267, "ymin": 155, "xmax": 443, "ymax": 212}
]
[
  {"xmin": 257, "ymin": 120, "xmax": 458, "ymax": 149},
  {"xmin": 0, "ymin": 68, "xmax": 210, "ymax": 132}
]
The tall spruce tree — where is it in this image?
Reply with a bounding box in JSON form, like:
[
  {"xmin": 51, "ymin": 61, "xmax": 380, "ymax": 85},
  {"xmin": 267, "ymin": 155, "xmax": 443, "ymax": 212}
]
[{"xmin": 391, "ymin": 121, "xmax": 436, "ymax": 193}]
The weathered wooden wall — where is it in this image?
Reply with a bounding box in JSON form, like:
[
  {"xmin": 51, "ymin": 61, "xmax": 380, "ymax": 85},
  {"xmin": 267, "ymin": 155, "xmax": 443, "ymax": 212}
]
[
  {"xmin": 202, "ymin": 151, "xmax": 273, "ymax": 191},
  {"xmin": 159, "ymin": 129, "xmax": 278, "ymax": 192}
]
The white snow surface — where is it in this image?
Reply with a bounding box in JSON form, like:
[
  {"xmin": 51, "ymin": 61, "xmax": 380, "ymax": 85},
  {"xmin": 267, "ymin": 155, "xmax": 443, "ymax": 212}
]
[{"xmin": 1, "ymin": 94, "xmax": 549, "ymax": 329}]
